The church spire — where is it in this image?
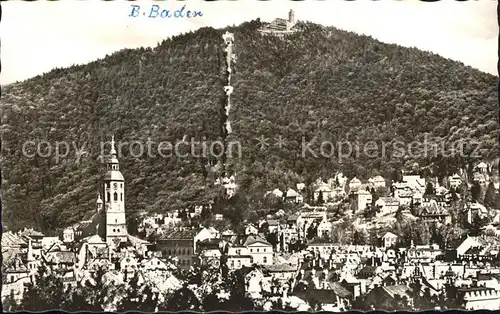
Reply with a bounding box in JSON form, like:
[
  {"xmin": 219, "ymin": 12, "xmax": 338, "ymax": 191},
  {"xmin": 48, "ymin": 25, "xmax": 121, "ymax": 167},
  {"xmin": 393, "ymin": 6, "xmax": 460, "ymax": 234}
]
[
  {"xmin": 110, "ymin": 135, "xmax": 117, "ymax": 157},
  {"xmin": 96, "ymin": 192, "xmax": 103, "ymax": 213},
  {"xmin": 107, "ymin": 136, "xmax": 119, "ymax": 171}
]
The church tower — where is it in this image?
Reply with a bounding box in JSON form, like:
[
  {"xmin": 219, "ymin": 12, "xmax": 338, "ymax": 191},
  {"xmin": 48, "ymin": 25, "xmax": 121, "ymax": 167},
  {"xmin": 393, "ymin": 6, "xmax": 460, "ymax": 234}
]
[{"xmin": 103, "ymin": 136, "xmax": 127, "ymax": 245}]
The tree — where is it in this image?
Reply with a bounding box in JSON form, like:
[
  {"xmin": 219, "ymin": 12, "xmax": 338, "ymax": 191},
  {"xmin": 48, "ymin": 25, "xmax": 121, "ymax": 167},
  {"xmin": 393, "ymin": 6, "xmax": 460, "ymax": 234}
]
[
  {"xmin": 3, "ymin": 290, "xmax": 19, "ymax": 312},
  {"xmin": 269, "ymin": 298, "xmax": 297, "ymax": 311},
  {"xmin": 353, "ymin": 229, "xmax": 368, "ymax": 245},
  {"xmin": 470, "ymin": 212, "xmax": 490, "ymax": 234},
  {"xmin": 331, "ymin": 218, "xmax": 353, "ymax": 244},
  {"xmin": 440, "ymin": 283, "xmax": 463, "ymax": 309},
  {"xmin": 160, "ymin": 285, "xmax": 201, "ymax": 311},
  {"xmin": 265, "ymin": 231, "xmax": 280, "ymax": 249},
  {"xmin": 201, "ymin": 268, "xmax": 254, "ymax": 311},
  {"xmin": 317, "ymin": 190, "xmax": 324, "ymax": 204},
  {"xmin": 410, "ymin": 281, "xmax": 438, "ymax": 310},
  {"xmin": 306, "ymin": 223, "xmax": 318, "ymax": 240},
  {"xmin": 66, "ymin": 267, "xmax": 108, "ymax": 311},
  {"xmin": 425, "ymin": 182, "xmax": 435, "ymax": 196},
  {"xmin": 307, "ymin": 297, "xmax": 322, "ymax": 311},
  {"xmin": 17, "ymin": 265, "xmax": 72, "ymax": 311},
  {"xmin": 484, "ymin": 182, "xmax": 500, "ymax": 210},
  {"xmin": 116, "ymin": 273, "xmax": 158, "ymax": 312},
  {"xmin": 471, "ymin": 182, "xmax": 482, "ymax": 202},
  {"xmin": 435, "ymin": 224, "xmax": 464, "ymax": 249}
]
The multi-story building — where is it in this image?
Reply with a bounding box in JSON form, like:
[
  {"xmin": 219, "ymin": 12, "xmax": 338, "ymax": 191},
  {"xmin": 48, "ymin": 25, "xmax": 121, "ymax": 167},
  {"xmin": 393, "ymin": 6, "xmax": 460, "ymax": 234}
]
[
  {"xmin": 244, "ymin": 235, "xmax": 273, "ymax": 265},
  {"xmin": 157, "ymin": 228, "xmax": 197, "ymax": 269},
  {"xmin": 351, "ymin": 190, "xmax": 372, "ymax": 213}
]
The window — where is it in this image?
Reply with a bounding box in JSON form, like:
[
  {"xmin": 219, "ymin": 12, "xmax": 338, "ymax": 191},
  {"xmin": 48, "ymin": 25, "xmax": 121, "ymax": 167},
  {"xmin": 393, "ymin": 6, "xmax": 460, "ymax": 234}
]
[
  {"xmin": 237, "ymin": 260, "xmax": 241, "ymax": 267},
  {"xmin": 250, "ymin": 249, "xmax": 253, "ymax": 253},
  {"xmin": 263, "ymin": 248, "xmax": 266, "ymax": 252},
  {"xmin": 114, "ymin": 192, "xmax": 118, "ymax": 201},
  {"xmin": 115, "ymin": 219, "xmax": 117, "ymax": 223},
  {"xmin": 231, "ymin": 260, "xmax": 235, "ymax": 267},
  {"xmin": 263, "ymin": 256, "xmax": 267, "ymax": 263},
  {"xmin": 257, "ymin": 248, "xmax": 259, "ymax": 253},
  {"xmin": 121, "ymin": 184, "xmax": 123, "ymax": 188},
  {"xmin": 107, "ymin": 193, "xmax": 110, "ymax": 201},
  {"xmin": 121, "ymin": 194, "xmax": 123, "ymax": 201},
  {"xmin": 182, "ymin": 249, "xmax": 186, "ymax": 255},
  {"xmin": 113, "ymin": 229, "xmax": 116, "ymax": 232}
]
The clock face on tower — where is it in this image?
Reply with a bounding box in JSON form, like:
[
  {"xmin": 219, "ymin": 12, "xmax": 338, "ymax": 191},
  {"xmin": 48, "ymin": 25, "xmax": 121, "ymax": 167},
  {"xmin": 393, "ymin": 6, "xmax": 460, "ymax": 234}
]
[{"xmin": 113, "ymin": 183, "xmax": 118, "ymax": 190}]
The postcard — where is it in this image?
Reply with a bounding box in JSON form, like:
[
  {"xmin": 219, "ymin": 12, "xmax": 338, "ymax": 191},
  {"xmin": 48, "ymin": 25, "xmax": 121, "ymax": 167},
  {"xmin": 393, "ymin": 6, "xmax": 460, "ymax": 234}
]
[{"xmin": 1, "ymin": 0, "xmax": 499, "ymax": 312}]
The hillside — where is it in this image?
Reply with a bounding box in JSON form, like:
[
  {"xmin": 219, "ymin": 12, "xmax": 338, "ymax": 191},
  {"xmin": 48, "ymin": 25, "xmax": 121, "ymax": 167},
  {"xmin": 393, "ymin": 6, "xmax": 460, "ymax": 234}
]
[{"xmin": 1, "ymin": 20, "xmax": 498, "ymax": 234}]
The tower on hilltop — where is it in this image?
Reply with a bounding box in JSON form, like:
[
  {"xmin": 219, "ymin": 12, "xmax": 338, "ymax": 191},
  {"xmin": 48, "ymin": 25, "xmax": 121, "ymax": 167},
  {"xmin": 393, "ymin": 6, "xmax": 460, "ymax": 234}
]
[
  {"xmin": 103, "ymin": 135, "xmax": 127, "ymax": 245},
  {"xmin": 289, "ymin": 9, "xmax": 295, "ymax": 25}
]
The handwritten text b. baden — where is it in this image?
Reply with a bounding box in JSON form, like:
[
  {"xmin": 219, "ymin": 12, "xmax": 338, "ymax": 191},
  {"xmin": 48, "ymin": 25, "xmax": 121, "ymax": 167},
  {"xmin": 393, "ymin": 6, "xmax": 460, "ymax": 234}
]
[{"xmin": 129, "ymin": 4, "xmax": 203, "ymax": 19}]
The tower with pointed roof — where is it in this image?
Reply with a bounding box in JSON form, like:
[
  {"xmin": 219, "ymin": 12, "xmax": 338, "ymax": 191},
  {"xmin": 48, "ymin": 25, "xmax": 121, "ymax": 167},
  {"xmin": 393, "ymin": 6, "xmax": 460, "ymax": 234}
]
[
  {"xmin": 96, "ymin": 192, "xmax": 103, "ymax": 213},
  {"xmin": 103, "ymin": 136, "xmax": 127, "ymax": 245}
]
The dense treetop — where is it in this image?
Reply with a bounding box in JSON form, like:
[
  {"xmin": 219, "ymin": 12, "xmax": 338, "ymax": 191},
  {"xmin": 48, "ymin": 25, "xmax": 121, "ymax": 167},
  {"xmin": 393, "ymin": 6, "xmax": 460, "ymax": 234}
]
[{"xmin": 1, "ymin": 20, "xmax": 498, "ymax": 233}]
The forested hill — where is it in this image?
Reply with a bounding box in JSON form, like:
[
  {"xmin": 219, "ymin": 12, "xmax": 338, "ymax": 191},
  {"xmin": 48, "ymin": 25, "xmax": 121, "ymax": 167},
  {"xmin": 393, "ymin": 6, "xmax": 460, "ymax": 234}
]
[{"xmin": 1, "ymin": 20, "xmax": 498, "ymax": 234}]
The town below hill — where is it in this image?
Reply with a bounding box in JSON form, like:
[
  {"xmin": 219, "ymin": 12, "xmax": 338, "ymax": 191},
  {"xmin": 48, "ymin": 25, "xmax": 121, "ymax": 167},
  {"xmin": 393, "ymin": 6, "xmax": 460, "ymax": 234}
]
[{"xmin": 3, "ymin": 156, "xmax": 500, "ymax": 311}]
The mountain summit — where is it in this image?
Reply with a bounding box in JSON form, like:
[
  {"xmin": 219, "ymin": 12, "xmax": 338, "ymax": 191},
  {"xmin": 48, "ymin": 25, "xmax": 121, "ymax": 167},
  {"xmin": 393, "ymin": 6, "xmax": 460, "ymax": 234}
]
[{"xmin": 1, "ymin": 20, "xmax": 498, "ymax": 233}]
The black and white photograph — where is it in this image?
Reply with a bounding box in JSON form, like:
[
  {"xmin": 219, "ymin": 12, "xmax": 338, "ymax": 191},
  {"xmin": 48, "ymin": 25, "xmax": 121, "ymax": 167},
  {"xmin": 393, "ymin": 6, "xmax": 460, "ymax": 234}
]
[{"xmin": 1, "ymin": 0, "xmax": 499, "ymax": 312}]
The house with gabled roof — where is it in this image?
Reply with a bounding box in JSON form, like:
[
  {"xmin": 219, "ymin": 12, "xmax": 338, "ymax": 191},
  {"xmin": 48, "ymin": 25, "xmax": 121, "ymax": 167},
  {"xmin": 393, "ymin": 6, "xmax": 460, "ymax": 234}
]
[
  {"xmin": 449, "ymin": 173, "xmax": 462, "ymax": 188},
  {"xmin": 417, "ymin": 204, "xmax": 451, "ymax": 224},
  {"xmin": 314, "ymin": 184, "xmax": 334, "ymax": 203},
  {"xmin": 455, "ymin": 235, "xmax": 491, "ymax": 260},
  {"xmin": 267, "ymin": 219, "xmax": 280, "ymax": 233},
  {"xmin": 293, "ymin": 285, "xmax": 352, "ymax": 311},
  {"xmin": 381, "ymin": 232, "xmax": 398, "ymax": 249},
  {"xmin": 402, "ymin": 175, "xmax": 426, "ymax": 194},
  {"xmin": 475, "ymin": 162, "xmax": 489, "ymax": 174},
  {"xmin": 141, "ymin": 256, "xmax": 169, "ymax": 272},
  {"xmin": 363, "ymin": 284, "xmax": 414, "ymax": 309},
  {"xmin": 244, "ymin": 234, "xmax": 273, "ymax": 265},
  {"xmin": 349, "ymin": 177, "xmax": 362, "ymax": 192},
  {"xmin": 1, "ymin": 252, "xmax": 32, "ymax": 303},
  {"xmin": 285, "ymin": 188, "xmax": 303, "ymax": 204},
  {"xmin": 375, "ymin": 197, "xmax": 400, "ymax": 216},
  {"xmin": 245, "ymin": 223, "xmax": 259, "ymax": 235},
  {"xmin": 369, "ymin": 175, "xmax": 386, "ymax": 188},
  {"xmin": 351, "ymin": 189, "xmax": 372, "ymax": 213}
]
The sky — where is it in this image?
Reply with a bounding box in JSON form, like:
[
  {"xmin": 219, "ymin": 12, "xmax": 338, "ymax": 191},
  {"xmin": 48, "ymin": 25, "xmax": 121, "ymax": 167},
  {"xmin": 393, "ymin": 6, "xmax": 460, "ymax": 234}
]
[{"xmin": 1, "ymin": 0, "xmax": 497, "ymax": 85}]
